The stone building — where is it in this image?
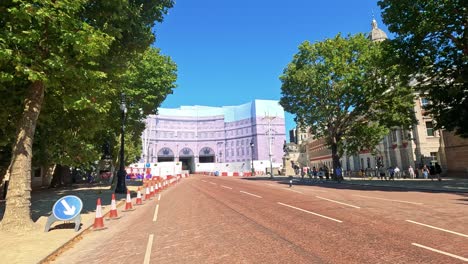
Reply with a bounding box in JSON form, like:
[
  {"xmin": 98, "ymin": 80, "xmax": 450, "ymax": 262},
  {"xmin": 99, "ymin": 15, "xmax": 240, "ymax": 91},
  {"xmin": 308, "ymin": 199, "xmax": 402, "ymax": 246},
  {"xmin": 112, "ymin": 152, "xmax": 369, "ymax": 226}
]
[{"xmin": 141, "ymin": 100, "xmax": 286, "ymax": 173}]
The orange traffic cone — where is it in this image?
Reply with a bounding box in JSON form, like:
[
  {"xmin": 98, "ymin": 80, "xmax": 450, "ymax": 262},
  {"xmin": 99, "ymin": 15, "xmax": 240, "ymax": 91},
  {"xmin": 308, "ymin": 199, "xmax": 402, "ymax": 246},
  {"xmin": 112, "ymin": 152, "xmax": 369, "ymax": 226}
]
[
  {"xmin": 93, "ymin": 198, "xmax": 106, "ymax": 230},
  {"xmin": 145, "ymin": 184, "xmax": 150, "ymax": 200},
  {"xmin": 108, "ymin": 193, "xmax": 120, "ymax": 220},
  {"xmin": 123, "ymin": 190, "xmax": 135, "ymax": 211},
  {"xmin": 150, "ymin": 181, "xmax": 155, "ymax": 197},
  {"xmin": 136, "ymin": 187, "xmax": 143, "ymax": 205}
]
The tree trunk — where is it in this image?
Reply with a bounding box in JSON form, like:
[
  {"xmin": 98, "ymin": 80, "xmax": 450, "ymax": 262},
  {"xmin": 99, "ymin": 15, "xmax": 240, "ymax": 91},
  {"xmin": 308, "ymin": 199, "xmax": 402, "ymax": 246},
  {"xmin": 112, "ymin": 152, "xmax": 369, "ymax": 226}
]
[
  {"xmin": 42, "ymin": 164, "xmax": 56, "ymax": 187},
  {"xmin": 0, "ymin": 81, "xmax": 45, "ymax": 232},
  {"xmin": 331, "ymin": 142, "xmax": 341, "ymax": 182}
]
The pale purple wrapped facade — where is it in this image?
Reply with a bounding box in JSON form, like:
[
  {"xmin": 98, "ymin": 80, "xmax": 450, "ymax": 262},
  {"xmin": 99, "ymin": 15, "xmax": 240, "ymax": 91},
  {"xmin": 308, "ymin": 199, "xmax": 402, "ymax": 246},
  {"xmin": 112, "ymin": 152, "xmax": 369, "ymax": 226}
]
[{"xmin": 141, "ymin": 100, "xmax": 286, "ymax": 172}]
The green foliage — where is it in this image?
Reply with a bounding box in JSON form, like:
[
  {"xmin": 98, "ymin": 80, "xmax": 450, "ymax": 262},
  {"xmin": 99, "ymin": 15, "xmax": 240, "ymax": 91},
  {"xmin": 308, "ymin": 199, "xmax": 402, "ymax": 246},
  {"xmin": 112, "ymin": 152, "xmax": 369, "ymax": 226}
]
[
  {"xmin": 378, "ymin": 0, "xmax": 468, "ymax": 137},
  {"xmin": 0, "ymin": 0, "xmax": 176, "ymax": 170},
  {"xmin": 280, "ymin": 34, "xmax": 415, "ymax": 158}
]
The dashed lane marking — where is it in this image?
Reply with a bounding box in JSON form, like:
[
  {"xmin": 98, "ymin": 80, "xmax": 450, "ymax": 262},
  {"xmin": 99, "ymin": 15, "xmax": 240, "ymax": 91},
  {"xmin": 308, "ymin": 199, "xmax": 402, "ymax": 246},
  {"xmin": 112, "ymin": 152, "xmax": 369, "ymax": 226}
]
[
  {"xmin": 143, "ymin": 234, "xmax": 154, "ymax": 264},
  {"xmin": 411, "ymin": 243, "xmax": 468, "ymax": 262},
  {"xmin": 315, "ymin": 196, "xmax": 361, "ymax": 209},
  {"xmin": 284, "ymin": 188, "xmax": 303, "ymax": 194},
  {"xmin": 158, "ymin": 194, "xmax": 161, "ymax": 201},
  {"xmin": 221, "ymin": 185, "xmax": 233, "ymax": 189},
  {"xmin": 152, "ymin": 204, "xmax": 159, "ymax": 222},
  {"xmin": 352, "ymin": 194, "xmax": 423, "ymax": 205},
  {"xmin": 240, "ymin": 191, "xmax": 262, "ymax": 198},
  {"xmin": 277, "ymin": 202, "xmax": 343, "ymax": 223},
  {"xmin": 209, "ymin": 182, "xmax": 217, "ymax": 185},
  {"xmin": 406, "ymin": 220, "xmax": 468, "ymax": 238},
  {"xmin": 201, "ymin": 180, "xmax": 207, "ymax": 182}
]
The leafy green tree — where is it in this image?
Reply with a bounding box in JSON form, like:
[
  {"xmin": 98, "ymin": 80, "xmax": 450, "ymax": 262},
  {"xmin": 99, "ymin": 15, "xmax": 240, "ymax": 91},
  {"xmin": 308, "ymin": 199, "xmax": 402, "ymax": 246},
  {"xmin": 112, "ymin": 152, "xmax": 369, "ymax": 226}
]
[
  {"xmin": 280, "ymin": 34, "xmax": 415, "ymax": 180},
  {"xmin": 378, "ymin": 0, "xmax": 468, "ymax": 137},
  {"xmin": 0, "ymin": 0, "xmax": 174, "ymax": 232}
]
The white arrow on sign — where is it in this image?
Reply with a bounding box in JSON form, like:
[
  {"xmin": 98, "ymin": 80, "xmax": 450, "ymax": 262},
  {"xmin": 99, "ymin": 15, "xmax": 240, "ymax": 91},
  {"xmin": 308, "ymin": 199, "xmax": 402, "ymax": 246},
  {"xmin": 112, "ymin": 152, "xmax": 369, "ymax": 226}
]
[{"xmin": 61, "ymin": 199, "xmax": 76, "ymax": 216}]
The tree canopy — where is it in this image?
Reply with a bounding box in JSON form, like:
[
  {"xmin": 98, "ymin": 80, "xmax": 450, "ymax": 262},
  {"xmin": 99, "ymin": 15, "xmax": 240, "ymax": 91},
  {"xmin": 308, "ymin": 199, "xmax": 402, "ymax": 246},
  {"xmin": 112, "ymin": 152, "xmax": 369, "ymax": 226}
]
[
  {"xmin": 280, "ymin": 34, "xmax": 415, "ymax": 177},
  {"xmin": 378, "ymin": 0, "xmax": 468, "ymax": 137},
  {"xmin": 0, "ymin": 0, "xmax": 175, "ymax": 232}
]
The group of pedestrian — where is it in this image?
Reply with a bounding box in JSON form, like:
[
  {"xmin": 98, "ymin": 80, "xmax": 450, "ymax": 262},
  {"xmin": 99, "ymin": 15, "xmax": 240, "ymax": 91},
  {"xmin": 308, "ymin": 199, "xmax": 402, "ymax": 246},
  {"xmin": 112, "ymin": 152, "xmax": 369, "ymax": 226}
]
[
  {"xmin": 421, "ymin": 163, "xmax": 442, "ymax": 181},
  {"xmin": 378, "ymin": 163, "xmax": 442, "ymax": 181},
  {"xmin": 298, "ymin": 165, "xmax": 331, "ymax": 183}
]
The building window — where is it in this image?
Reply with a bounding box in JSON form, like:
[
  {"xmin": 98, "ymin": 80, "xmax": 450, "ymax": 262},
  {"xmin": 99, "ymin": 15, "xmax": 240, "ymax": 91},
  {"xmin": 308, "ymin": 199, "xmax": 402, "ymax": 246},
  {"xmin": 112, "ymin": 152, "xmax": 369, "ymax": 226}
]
[
  {"xmin": 430, "ymin": 152, "xmax": 438, "ymax": 162},
  {"xmin": 426, "ymin": 121, "xmax": 435, "ymax": 136},
  {"xmin": 360, "ymin": 158, "xmax": 364, "ymax": 170},
  {"xmin": 367, "ymin": 157, "xmax": 371, "ymax": 169}
]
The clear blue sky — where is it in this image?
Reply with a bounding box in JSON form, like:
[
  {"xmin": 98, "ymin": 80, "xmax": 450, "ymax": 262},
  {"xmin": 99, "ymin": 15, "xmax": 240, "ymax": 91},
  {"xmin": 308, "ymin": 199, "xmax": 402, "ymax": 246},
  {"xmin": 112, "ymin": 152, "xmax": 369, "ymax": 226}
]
[{"xmin": 153, "ymin": 0, "xmax": 390, "ymax": 140}]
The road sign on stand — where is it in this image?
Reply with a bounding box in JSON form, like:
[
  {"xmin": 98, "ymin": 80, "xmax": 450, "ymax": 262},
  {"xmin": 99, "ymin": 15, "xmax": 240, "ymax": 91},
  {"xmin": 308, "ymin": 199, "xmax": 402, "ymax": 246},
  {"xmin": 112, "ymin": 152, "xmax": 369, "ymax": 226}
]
[{"xmin": 45, "ymin": 195, "xmax": 83, "ymax": 232}]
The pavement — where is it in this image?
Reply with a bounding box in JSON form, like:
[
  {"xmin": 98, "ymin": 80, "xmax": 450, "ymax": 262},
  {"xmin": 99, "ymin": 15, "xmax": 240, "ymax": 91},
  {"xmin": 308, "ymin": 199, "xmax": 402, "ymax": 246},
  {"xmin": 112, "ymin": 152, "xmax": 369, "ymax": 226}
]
[{"xmin": 0, "ymin": 175, "xmax": 466, "ymax": 264}]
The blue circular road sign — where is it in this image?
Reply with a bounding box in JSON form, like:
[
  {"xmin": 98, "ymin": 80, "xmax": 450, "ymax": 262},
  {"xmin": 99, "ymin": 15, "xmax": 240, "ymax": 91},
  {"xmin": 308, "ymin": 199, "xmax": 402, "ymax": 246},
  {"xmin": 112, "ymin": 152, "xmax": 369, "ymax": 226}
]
[{"xmin": 52, "ymin": 195, "xmax": 83, "ymax": 221}]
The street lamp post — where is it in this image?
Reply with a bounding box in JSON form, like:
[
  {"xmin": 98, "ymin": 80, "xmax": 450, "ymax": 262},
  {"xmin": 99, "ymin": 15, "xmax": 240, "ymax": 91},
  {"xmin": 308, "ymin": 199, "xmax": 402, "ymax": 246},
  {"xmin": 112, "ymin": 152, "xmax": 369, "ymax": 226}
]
[
  {"xmin": 115, "ymin": 93, "xmax": 128, "ymax": 194},
  {"xmin": 250, "ymin": 141, "xmax": 255, "ymax": 176}
]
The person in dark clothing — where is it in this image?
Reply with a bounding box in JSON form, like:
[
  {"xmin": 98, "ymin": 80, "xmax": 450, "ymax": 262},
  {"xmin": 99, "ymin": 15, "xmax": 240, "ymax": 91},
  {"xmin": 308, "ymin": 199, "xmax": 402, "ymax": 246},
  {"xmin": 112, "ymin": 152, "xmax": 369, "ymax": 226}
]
[
  {"xmin": 435, "ymin": 162, "xmax": 442, "ymax": 181},
  {"xmin": 429, "ymin": 164, "xmax": 436, "ymax": 181}
]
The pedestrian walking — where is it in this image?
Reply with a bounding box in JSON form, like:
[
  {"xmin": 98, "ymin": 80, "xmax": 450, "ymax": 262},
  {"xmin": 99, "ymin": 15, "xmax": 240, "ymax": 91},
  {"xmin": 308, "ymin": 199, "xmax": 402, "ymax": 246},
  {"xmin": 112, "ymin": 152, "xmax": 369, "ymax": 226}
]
[
  {"xmin": 429, "ymin": 164, "xmax": 436, "ymax": 181},
  {"xmin": 435, "ymin": 162, "xmax": 442, "ymax": 181},
  {"xmin": 388, "ymin": 166, "xmax": 395, "ymax": 181},
  {"xmin": 422, "ymin": 165, "xmax": 429, "ymax": 179},
  {"xmin": 288, "ymin": 175, "xmax": 293, "ymax": 187},
  {"xmin": 393, "ymin": 166, "xmax": 401, "ymax": 179},
  {"xmin": 408, "ymin": 166, "xmax": 415, "ymax": 179},
  {"xmin": 318, "ymin": 167, "xmax": 324, "ymax": 183},
  {"xmin": 324, "ymin": 165, "xmax": 330, "ymax": 181}
]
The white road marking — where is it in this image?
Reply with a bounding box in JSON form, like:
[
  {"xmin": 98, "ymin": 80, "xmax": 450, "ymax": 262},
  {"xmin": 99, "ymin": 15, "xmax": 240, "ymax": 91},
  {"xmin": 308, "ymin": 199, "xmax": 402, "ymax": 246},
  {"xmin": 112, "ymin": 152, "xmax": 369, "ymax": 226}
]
[
  {"xmin": 352, "ymin": 194, "xmax": 423, "ymax": 205},
  {"xmin": 406, "ymin": 220, "xmax": 468, "ymax": 238},
  {"xmin": 411, "ymin": 243, "xmax": 468, "ymax": 262},
  {"xmin": 284, "ymin": 188, "xmax": 303, "ymax": 194},
  {"xmin": 209, "ymin": 182, "xmax": 217, "ymax": 185},
  {"xmin": 152, "ymin": 204, "xmax": 159, "ymax": 222},
  {"xmin": 315, "ymin": 196, "xmax": 361, "ymax": 209},
  {"xmin": 240, "ymin": 191, "xmax": 262, "ymax": 198},
  {"xmin": 221, "ymin": 185, "xmax": 233, "ymax": 189},
  {"xmin": 158, "ymin": 194, "xmax": 161, "ymax": 201},
  {"xmin": 143, "ymin": 234, "xmax": 154, "ymax": 264},
  {"xmin": 266, "ymin": 183, "xmax": 277, "ymax": 187},
  {"xmin": 201, "ymin": 180, "xmax": 207, "ymax": 182},
  {"xmin": 277, "ymin": 202, "xmax": 343, "ymax": 223}
]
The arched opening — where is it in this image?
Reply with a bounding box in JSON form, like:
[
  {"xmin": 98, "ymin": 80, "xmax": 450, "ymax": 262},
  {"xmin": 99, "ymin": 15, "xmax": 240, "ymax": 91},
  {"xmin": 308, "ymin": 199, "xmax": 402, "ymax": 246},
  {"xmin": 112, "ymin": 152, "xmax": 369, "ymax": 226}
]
[
  {"xmin": 179, "ymin": 147, "xmax": 194, "ymax": 173},
  {"xmin": 199, "ymin": 147, "xmax": 215, "ymax": 163},
  {"xmin": 157, "ymin": 147, "xmax": 174, "ymax": 162}
]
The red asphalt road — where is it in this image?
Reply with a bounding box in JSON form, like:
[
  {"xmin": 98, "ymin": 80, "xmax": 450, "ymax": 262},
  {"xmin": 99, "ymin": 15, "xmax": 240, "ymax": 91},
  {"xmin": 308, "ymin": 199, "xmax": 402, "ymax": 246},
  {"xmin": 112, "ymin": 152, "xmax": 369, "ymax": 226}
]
[{"xmin": 52, "ymin": 176, "xmax": 468, "ymax": 264}]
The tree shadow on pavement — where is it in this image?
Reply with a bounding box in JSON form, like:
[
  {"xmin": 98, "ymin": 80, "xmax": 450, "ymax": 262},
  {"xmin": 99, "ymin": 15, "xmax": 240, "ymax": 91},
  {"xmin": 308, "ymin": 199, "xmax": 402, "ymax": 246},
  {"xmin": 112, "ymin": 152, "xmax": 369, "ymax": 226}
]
[{"xmin": 0, "ymin": 182, "xmax": 143, "ymax": 222}]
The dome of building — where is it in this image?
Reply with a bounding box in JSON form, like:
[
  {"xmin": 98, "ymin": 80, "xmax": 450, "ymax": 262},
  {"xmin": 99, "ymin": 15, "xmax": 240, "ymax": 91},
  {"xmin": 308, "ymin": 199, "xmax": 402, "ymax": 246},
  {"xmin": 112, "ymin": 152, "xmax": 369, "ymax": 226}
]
[{"xmin": 369, "ymin": 19, "xmax": 388, "ymax": 42}]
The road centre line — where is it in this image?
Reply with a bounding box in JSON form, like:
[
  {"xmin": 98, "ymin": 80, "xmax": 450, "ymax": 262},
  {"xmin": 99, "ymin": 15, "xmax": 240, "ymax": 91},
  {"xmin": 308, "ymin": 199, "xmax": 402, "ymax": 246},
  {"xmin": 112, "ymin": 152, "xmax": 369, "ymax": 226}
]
[
  {"xmin": 158, "ymin": 194, "xmax": 161, "ymax": 201},
  {"xmin": 240, "ymin": 191, "xmax": 262, "ymax": 198},
  {"xmin": 209, "ymin": 182, "xmax": 217, "ymax": 185},
  {"xmin": 153, "ymin": 204, "xmax": 159, "ymax": 222},
  {"xmin": 411, "ymin": 243, "xmax": 468, "ymax": 262},
  {"xmin": 277, "ymin": 202, "xmax": 342, "ymax": 223},
  {"xmin": 352, "ymin": 194, "xmax": 423, "ymax": 205},
  {"xmin": 201, "ymin": 180, "xmax": 207, "ymax": 182},
  {"xmin": 315, "ymin": 196, "xmax": 361, "ymax": 209},
  {"xmin": 284, "ymin": 188, "xmax": 303, "ymax": 194},
  {"xmin": 221, "ymin": 185, "xmax": 233, "ymax": 189},
  {"xmin": 143, "ymin": 234, "xmax": 154, "ymax": 264},
  {"xmin": 406, "ymin": 220, "xmax": 468, "ymax": 238}
]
